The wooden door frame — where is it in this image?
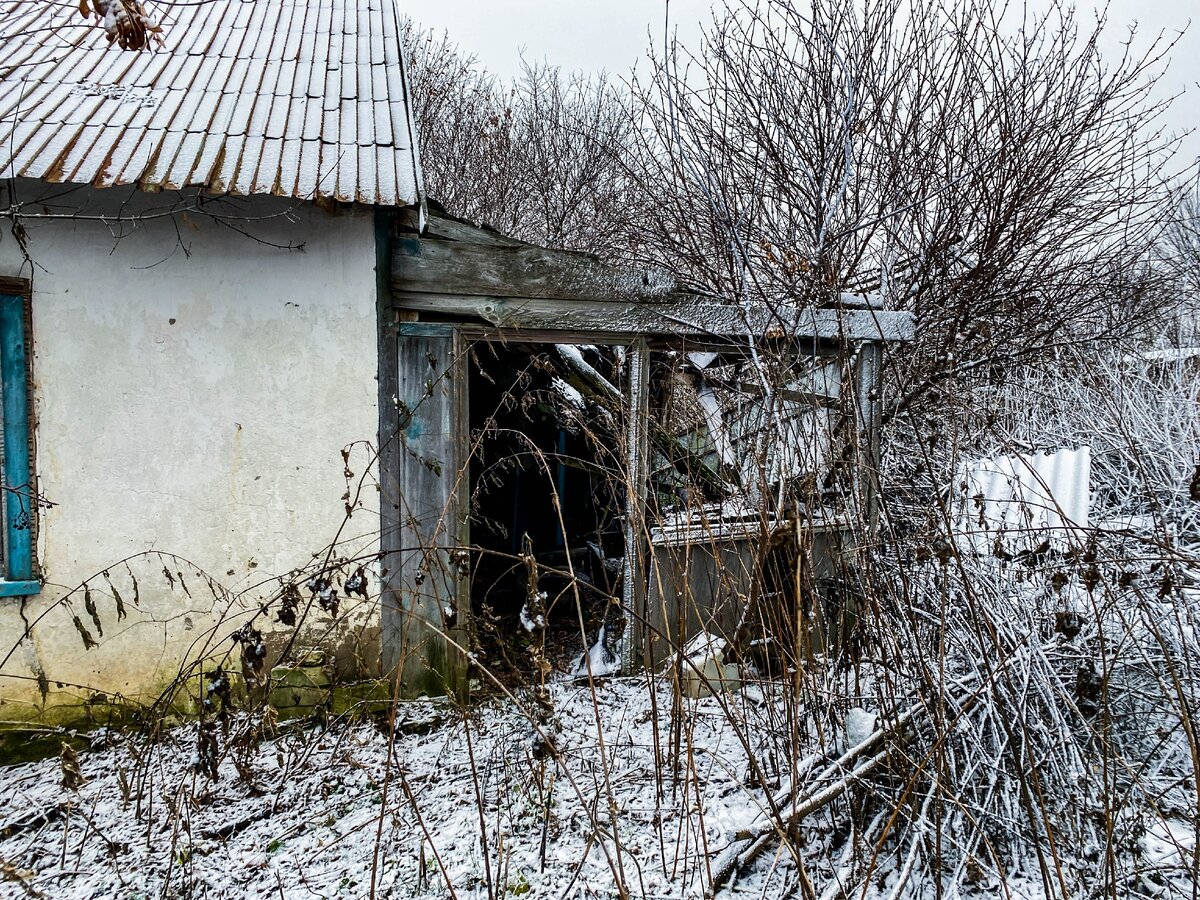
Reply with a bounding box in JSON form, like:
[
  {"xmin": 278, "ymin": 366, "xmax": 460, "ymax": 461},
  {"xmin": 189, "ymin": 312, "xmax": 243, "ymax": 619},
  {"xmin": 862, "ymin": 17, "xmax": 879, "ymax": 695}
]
[{"xmin": 381, "ymin": 323, "xmax": 653, "ymax": 696}]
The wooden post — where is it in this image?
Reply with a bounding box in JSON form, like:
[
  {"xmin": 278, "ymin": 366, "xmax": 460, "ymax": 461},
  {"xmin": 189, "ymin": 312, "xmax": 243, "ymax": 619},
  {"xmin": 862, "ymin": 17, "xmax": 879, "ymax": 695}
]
[
  {"xmin": 620, "ymin": 339, "xmax": 650, "ymax": 673},
  {"xmin": 382, "ymin": 323, "xmax": 470, "ymax": 698},
  {"xmin": 853, "ymin": 341, "xmax": 883, "ymax": 534}
]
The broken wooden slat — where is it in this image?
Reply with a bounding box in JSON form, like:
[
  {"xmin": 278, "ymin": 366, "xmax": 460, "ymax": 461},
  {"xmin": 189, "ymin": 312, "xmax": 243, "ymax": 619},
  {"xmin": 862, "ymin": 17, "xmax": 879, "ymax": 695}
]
[{"xmin": 397, "ymin": 206, "xmax": 528, "ymax": 248}]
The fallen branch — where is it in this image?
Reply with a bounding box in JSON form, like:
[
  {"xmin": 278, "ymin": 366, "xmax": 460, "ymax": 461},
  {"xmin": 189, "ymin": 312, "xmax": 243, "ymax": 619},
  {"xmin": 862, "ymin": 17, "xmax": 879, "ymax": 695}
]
[
  {"xmin": 708, "ymin": 743, "xmax": 896, "ymax": 895},
  {"xmin": 706, "ymin": 681, "xmax": 976, "ymax": 896}
]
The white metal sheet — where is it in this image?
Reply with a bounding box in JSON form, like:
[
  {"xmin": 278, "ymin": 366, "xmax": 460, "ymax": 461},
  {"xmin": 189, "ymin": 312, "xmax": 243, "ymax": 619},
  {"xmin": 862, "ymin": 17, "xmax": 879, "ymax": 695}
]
[{"xmin": 955, "ymin": 447, "xmax": 1092, "ymax": 555}]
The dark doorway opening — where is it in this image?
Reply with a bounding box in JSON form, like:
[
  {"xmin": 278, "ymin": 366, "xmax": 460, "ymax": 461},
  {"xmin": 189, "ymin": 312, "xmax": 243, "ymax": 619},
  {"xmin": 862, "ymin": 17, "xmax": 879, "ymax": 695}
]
[{"xmin": 467, "ymin": 341, "xmax": 627, "ymax": 676}]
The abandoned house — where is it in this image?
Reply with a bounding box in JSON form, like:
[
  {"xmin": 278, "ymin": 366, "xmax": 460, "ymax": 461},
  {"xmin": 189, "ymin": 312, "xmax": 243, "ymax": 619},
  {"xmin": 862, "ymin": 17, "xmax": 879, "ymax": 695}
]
[{"xmin": 0, "ymin": 0, "xmax": 913, "ymax": 732}]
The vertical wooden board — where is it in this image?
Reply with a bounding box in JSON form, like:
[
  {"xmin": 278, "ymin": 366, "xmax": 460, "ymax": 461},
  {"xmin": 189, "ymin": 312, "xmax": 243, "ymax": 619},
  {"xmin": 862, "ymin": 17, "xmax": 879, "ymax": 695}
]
[
  {"xmin": 645, "ymin": 550, "xmax": 668, "ymax": 667},
  {"xmin": 646, "ymin": 544, "xmax": 691, "ymax": 670},
  {"xmin": 620, "ymin": 340, "xmax": 650, "ymax": 673},
  {"xmin": 852, "ymin": 342, "xmax": 883, "ymax": 533},
  {"xmin": 646, "ymin": 540, "xmax": 756, "ymax": 669},
  {"xmin": 375, "ymin": 210, "xmax": 397, "ymax": 681},
  {"xmin": 382, "ymin": 324, "xmax": 469, "ymax": 698}
]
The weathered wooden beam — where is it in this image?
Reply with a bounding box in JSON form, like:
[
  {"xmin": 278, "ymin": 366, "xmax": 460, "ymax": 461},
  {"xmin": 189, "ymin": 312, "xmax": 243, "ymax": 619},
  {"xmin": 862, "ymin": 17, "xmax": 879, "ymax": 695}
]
[
  {"xmin": 392, "ymin": 291, "xmax": 915, "ymax": 343},
  {"xmin": 701, "ymin": 376, "xmax": 838, "ymax": 408},
  {"xmin": 393, "ymin": 237, "xmax": 676, "ymax": 303}
]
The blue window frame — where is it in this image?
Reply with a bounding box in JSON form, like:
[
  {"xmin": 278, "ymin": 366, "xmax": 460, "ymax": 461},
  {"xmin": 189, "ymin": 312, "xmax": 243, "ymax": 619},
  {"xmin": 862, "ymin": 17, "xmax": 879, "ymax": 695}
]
[{"xmin": 0, "ymin": 291, "xmax": 38, "ymax": 597}]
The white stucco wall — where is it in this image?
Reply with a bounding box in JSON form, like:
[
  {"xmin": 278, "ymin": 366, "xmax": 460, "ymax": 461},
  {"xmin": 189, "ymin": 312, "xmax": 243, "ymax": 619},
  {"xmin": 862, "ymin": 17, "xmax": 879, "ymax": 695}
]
[{"xmin": 0, "ymin": 182, "xmax": 383, "ymax": 722}]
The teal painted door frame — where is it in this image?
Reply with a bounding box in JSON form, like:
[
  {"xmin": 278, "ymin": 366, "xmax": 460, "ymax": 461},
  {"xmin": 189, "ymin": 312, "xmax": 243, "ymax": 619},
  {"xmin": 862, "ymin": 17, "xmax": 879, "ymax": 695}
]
[{"xmin": 0, "ymin": 293, "xmax": 38, "ymax": 596}]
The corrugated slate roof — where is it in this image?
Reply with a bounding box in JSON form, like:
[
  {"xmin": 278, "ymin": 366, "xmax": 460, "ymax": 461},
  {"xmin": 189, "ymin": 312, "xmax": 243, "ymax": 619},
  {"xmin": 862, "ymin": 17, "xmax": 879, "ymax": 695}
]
[{"xmin": 0, "ymin": 0, "xmax": 423, "ymax": 206}]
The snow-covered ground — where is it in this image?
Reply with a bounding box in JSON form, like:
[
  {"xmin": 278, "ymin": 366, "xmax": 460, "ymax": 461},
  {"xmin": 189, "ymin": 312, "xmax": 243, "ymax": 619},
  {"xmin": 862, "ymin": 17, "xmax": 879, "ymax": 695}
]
[
  {"xmin": 0, "ymin": 664, "xmax": 1190, "ymax": 899},
  {"xmin": 0, "ymin": 679, "xmax": 800, "ymax": 899}
]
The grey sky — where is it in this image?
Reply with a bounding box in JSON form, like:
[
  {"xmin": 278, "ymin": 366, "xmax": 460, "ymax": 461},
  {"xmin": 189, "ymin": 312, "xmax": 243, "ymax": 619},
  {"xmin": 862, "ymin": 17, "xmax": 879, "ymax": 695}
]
[{"xmin": 407, "ymin": 0, "xmax": 1198, "ymax": 167}]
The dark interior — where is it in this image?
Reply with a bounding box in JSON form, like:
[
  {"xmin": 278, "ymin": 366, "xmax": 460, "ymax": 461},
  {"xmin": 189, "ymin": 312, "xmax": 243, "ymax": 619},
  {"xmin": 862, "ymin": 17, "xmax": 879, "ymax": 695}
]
[{"xmin": 467, "ymin": 341, "xmax": 626, "ymax": 670}]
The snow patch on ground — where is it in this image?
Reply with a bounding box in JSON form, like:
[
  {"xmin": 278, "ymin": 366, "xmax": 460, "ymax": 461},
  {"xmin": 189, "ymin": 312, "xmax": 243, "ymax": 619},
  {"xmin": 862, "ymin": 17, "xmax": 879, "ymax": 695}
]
[{"xmin": 569, "ymin": 625, "xmax": 618, "ymax": 679}]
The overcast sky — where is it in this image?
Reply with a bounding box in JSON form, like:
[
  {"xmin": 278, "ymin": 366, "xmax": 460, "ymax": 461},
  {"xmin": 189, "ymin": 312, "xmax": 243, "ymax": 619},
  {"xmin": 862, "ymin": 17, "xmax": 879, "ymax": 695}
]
[{"xmin": 406, "ymin": 0, "xmax": 1198, "ymax": 166}]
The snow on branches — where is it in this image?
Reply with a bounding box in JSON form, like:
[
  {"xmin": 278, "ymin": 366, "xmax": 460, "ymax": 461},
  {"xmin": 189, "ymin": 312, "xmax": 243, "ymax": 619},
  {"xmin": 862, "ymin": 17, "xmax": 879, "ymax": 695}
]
[{"xmin": 77, "ymin": 0, "xmax": 164, "ymax": 51}]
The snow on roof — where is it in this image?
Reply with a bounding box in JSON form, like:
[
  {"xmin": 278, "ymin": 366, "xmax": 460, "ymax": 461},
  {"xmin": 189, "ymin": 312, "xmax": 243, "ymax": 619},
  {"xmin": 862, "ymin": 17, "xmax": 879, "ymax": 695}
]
[{"xmin": 0, "ymin": 0, "xmax": 422, "ymax": 206}]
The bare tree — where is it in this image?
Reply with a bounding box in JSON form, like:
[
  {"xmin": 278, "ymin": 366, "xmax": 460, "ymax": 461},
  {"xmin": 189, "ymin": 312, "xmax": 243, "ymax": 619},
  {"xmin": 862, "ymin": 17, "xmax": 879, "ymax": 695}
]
[
  {"xmin": 1159, "ymin": 180, "xmax": 1200, "ymax": 344},
  {"xmin": 401, "ymin": 21, "xmax": 639, "ymax": 257},
  {"xmin": 627, "ymin": 0, "xmax": 1190, "ymax": 421}
]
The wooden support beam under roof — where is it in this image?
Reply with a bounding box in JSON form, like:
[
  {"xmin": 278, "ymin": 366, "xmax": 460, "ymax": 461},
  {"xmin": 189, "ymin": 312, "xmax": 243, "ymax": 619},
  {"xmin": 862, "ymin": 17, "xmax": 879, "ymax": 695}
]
[
  {"xmin": 392, "ymin": 291, "xmax": 914, "ymax": 343},
  {"xmin": 391, "ymin": 210, "xmax": 915, "ymax": 343},
  {"xmin": 393, "ymin": 235, "xmax": 675, "ymax": 304}
]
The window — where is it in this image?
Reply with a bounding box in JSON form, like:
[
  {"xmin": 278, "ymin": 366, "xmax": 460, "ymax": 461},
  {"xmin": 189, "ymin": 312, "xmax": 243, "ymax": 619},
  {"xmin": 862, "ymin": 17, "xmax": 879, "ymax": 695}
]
[{"xmin": 0, "ymin": 283, "xmax": 38, "ymax": 596}]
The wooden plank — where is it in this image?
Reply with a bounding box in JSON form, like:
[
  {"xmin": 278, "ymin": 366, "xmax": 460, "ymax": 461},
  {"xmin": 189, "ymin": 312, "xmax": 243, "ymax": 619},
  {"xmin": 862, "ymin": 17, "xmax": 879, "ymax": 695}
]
[
  {"xmin": 700, "ymin": 375, "xmax": 838, "ymax": 408},
  {"xmin": 393, "ymin": 291, "xmax": 915, "ymax": 343},
  {"xmin": 0, "ymin": 293, "xmax": 35, "ymax": 587},
  {"xmin": 375, "ymin": 209, "xmax": 401, "ymax": 682},
  {"xmin": 621, "ymin": 341, "xmax": 650, "ymax": 674},
  {"xmin": 398, "ymin": 206, "xmax": 528, "ymax": 248},
  {"xmin": 384, "ymin": 324, "xmax": 469, "ymax": 698},
  {"xmin": 0, "ymin": 277, "xmax": 30, "ymax": 297},
  {"xmin": 456, "ymin": 325, "xmax": 640, "ymax": 346},
  {"xmin": 852, "ymin": 342, "xmax": 883, "ymax": 533},
  {"xmin": 452, "ymin": 325, "xmax": 847, "ymax": 357},
  {"xmin": 645, "ymin": 540, "xmax": 757, "ymax": 669},
  {"xmin": 393, "ymin": 237, "xmax": 677, "ymax": 303}
]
